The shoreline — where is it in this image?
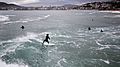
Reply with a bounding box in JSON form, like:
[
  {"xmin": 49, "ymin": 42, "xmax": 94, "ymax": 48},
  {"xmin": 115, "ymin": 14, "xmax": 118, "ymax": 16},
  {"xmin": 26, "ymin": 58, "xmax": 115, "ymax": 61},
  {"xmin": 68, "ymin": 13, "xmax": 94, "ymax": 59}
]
[
  {"xmin": 0, "ymin": 10, "xmax": 120, "ymax": 13},
  {"xmin": 99, "ymin": 10, "xmax": 120, "ymax": 14}
]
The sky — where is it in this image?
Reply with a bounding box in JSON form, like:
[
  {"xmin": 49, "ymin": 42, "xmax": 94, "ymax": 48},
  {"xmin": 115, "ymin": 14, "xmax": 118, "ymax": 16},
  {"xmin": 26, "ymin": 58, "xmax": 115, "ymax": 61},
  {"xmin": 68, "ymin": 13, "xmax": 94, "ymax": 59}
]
[{"xmin": 0, "ymin": 0, "xmax": 112, "ymax": 6}]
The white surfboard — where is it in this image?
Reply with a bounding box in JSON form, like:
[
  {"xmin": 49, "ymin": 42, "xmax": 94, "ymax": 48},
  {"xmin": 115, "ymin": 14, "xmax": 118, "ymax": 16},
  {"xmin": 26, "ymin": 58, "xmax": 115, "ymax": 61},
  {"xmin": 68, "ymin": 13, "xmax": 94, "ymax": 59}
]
[
  {"xmin": 43, "ymin": 42, "xmax": 55, "ymax": 46},
  {"xmin": 30, "ymin": 38, "xmax": 55, "ymax": 46}
]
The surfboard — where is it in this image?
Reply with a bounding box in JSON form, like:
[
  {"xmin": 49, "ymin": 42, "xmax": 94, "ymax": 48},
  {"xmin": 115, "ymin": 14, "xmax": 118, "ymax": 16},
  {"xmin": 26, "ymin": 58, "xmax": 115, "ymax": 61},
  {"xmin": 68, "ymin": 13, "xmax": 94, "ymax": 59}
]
[
  {"xmin": 43, "ymin": 42, "xmax": 55, "ymax": 46},
  {"xmin": 29, "ymin": 39, "xmax": 55, "ymax": 46}
]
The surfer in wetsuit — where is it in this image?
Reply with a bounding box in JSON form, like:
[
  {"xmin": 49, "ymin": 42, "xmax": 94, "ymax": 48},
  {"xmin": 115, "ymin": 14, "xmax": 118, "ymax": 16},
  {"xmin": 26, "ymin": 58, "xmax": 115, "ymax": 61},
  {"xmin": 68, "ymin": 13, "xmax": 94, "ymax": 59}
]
[
  {"xmin": 88, "ymin": 27, "xmax": 91, "ymax": 30},
  {"xmin": 42, "ymin": 34, "xmax": 50, "ymax": 44},
  {"xmin": 92, "ymin": 19, "xmax": 93, "ymax": 21},
  {"xmin": 21, "ymin": 26, "xmax": 24, "ymax": 30},
  {"xmin": 100, "ymin": 29, "xmax": 103, "ymax": 32}
]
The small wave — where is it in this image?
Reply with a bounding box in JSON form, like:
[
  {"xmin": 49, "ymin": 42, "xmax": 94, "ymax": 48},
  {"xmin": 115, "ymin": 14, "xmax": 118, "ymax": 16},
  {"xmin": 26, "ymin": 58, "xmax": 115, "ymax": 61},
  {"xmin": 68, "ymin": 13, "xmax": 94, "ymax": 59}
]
[
  {"xmin": 0, "ymin": 32, "xmax": 39, "ymax": 48},
  {"xmin": 57, "ymin": 58, "xmax": 67, "ymax": 67},
  {"xmin": 92, "ymin": 59, "xmax": 110, "ymax": 64},
  {"xmin": 104, "ymin": 15, "xmax": 120, "ymax": 18},
  {"xmin": 0, "ymin": 31, "xmax": 52, "ymax": 45},
  {"xmin": 99, "ymin": 59, "xmax": 110, "ymax": 64},
  {"xmin": 5, "ymin": 15, "xmax": 16, "ymax": 17},
  {"xmin": 57, "ymin": 35, "xmax": 71, "ymax": 38},
  {"xmin": 0, "ymin": 32, "xmax": 41, "ymax": 57},
  {"xmin": 75, "ymin": 13, "xmax": 83, "ymax": 15},
  {"xmin": 52, "ymin": 34, "xmax": 71, "ymax": 38},
  {"xmin": 58, "ymin": 51, "xmax": 70, "ymax": 54},
  {"xmin": 44, "ymin": 15, "xmax": 50, "ymax": 18},
  {"xmin": 95, "ymin": 40, "xmax": 120, "ymax": 50},
  {"xmin": 3, "ymin": 20, "xmax": 28, "ymax": 25},
  {"xmin": 9, "ymin": 32, "xmax": 38, "ymax": 43},
  {"xmin": 89, "ymin": 12, "xmax": 96, "ymax": 14},
  {"xmin": 2, "ymin": 22, "xmax": 13, "ymax": 25},
  {"xmin": 3, "ymin": 15, "xmax": 50, "ymax": 25},
  {"xmin": 0, "ymin": 15, "xmax": 9, "ymax": 22},
  {"xmin": 99, "ymin": 11, "xmax": 120, "ymax": 14},
  {"xmin": 95, "ymin": 40, "xmax": 110, "ymax": 50},
  {"xmin": 0, "ymin": 60, "xmax": 28, "ymax": 67}
]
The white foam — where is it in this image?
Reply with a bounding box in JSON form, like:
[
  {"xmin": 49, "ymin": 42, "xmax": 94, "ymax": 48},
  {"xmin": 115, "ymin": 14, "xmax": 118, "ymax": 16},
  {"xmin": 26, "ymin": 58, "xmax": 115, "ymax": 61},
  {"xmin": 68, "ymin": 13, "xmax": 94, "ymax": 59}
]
[
  {"xmin": 0, "ymin": 32, "xmax": 44, "ymax": 58},
  {"xmin": 96, "ymin": 47, "xmax": 110, "ymax": 50},
  {"xmin": 99, "ymin": 59, "xmax": 110, "ymax": 64},
  {"xmin": 95, "ymin": 40, "xmax": 120, "ymax": 50},
  {"xmin": 57, "ymin": 58, "xmax": 67, "ymax": 67},
  {"xmin": 95, "ymin": 40, "xmax": 110, "ymax": 50},
  {"xmin": 99, "ymin": 11, "xmax": 120, "ymax": 14},
  {"xmin": 95, "ymin": 40, "xmax": 104, "ymax": 46},
  {"xmin": 2, "ymin": 22, "xmax": 14, "ymax": 24},
  {"xmin": 44, "ymin": 42, "xmax": 55, "ymax": 46},
  {"xmin": 52, "ymin": 34, "xmax": 71, "ymax": 38},
  {"xmin": 15, "ymin": 20, "xmax": 28, "ymax": 23},
  {"xmin": 104, "ymin": 15, "xmax": 120, "ymax": 18},
  {"xmin": 1, "ymin": 32, "xmax": 52, "ymax": 45},
  {"xmin": 3, "ymin": 15, "xmax": 50, "ymax": 25},
  {"xmin": 58, "ymin": 51, "xmax": 70, "ymax": 54},
  {"xmin": 1, "ymin": 32, "xmax": 55, "ymax": 47},
  {"xmin": 92, "ymin": 59, "xmax": 110, "ymax": 64},
  {"xmin": 0, "ymin": 15, "xmax": 9, "ymax": 22},
  {"xmin": 0, "ymin": 32, "xmax": 37, "ymax": 46},
  {"xmin": 0, "ymin": 60, "xmax": 28, "ymax": 67},
  {"xmin": 5, "ymin": 15, "xmax": 16, "ymax": 17},
  {"xmin": 44, "ymin": 15, "xmax": 50, "ymax": 18},
  {"xmin": 10, "ymin": 32, "xmax": 38, "ymax": 43},
  {"xmin": 0, "ymin": 32, "xmax": 55, "ymax": 56},
  {"xmin": 89, "ymin": 12, "xmax": 96, "ymax": 14}
]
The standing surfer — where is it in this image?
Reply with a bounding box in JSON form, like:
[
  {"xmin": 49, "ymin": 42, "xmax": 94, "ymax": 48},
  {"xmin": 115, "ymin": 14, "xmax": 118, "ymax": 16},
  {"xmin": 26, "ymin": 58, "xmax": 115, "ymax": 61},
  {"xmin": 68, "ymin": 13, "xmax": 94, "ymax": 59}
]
[{"xmin": 42, "ymin": 34, "xmax": 50, "ymax": 44}]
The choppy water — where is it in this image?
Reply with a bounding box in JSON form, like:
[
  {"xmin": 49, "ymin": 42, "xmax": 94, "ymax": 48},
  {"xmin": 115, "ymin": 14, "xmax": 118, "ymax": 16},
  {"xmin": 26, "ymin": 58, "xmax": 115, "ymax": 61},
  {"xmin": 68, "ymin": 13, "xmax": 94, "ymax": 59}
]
[{"xmin": 0, "ymin": 10, "xmax": 120, "ymax": 67}]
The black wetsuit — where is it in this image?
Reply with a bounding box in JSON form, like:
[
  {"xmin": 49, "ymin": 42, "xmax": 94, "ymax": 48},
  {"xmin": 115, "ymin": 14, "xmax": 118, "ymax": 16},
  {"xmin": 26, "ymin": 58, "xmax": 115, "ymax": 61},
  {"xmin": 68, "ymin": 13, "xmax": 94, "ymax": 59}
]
[
  {"xmin": 21, "ymin": 26, "xmax": 24, "ymax": 29},
  {"xmin": 88, "ymin": 27, "xmax": 91, "ymax": 30},
  {"xmin": 43, "ymin": 34, "xmax": 50, "ymax": 44}
]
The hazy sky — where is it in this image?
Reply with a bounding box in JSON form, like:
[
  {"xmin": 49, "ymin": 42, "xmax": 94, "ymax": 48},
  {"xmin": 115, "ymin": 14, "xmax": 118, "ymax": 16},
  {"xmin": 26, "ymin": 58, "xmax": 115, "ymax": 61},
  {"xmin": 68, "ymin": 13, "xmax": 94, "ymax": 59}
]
[{"xmin": 0, "ymin": 0, "xmax": 111, "ymax": 6}]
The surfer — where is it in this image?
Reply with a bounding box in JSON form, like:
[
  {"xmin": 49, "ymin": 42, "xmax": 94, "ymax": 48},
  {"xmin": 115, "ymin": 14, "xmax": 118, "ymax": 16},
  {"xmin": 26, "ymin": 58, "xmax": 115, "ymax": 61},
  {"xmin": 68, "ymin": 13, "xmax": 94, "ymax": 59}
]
[
  {"xmin": 42, "ymin": 34, "xmax": 50, "ymax": 44},
  {"xmin": 88, "ymin": 27, "xmax": 91, "ymax": 30},
  {"xmin": 21, "ymin": 26, "xmax": 24, "ymax": 30},
  {"xmin": 92, "ymin": 19, "xmax": 93, "ymax": 21},
  {"xmin": 100, "ymin": 29, "xmax": 103, "ymax": 32}
]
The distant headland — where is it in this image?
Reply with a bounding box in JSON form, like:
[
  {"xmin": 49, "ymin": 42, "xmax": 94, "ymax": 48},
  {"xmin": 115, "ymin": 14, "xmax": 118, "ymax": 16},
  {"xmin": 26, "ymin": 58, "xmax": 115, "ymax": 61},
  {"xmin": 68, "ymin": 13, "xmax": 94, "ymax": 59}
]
[{"xmin": 0, "ymin": 1, "xmax": 120, "ymax": 10}]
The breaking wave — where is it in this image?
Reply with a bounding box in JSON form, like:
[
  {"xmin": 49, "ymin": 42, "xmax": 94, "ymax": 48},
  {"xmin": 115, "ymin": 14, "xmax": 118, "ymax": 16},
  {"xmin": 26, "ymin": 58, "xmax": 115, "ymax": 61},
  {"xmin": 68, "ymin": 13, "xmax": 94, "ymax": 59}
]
[
  {"xmin": 3, "ymin": 15, "xmax": 50, "ymax": 24},
  {"xmin": 0, "ymin": 15, "xmax": 9, "ymax": 22},
  {"xmin": 0, "ymin": 60, "xmax": 28, "ymax": 67},
  {"xmin": 104, "ymin": 15, "xmax": 120, "ymax": 18},
  {"xmin": 99, "ymin": 11, "xmax": 120, "ymax": 14}
]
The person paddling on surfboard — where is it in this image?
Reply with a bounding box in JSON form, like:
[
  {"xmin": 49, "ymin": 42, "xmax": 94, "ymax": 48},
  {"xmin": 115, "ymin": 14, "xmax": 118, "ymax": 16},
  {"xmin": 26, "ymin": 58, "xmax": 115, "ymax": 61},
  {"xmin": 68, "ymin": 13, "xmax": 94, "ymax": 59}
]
[
  {"xmin": 21, "ymin": 25, "xmax": 24, "ymax": 30},
  {"xmin": 42, "ymin": 34, "xmax": 50, "ymax": 44}
]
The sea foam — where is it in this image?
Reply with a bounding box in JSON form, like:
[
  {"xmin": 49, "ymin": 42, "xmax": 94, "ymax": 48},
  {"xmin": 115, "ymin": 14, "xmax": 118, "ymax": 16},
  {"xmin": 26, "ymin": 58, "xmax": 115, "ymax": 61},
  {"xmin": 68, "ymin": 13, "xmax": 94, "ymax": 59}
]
[
  {"xmin": 104, "ymin": 15, "xmax": 120, "ymax": 18},
  {"xmin": 3, "ymin": 15, "xmax": 50, "ymax": 25},
  {"xmin": 99, "ymin": 11, "xmax": 120, "ymax": 14},
  {"xmin": 0, "ymin": 60, "xmax": 28, "ymax": 67},
  {"xmin": 0, "ymin": 15, "xmax": 9, "ymax": 22}
]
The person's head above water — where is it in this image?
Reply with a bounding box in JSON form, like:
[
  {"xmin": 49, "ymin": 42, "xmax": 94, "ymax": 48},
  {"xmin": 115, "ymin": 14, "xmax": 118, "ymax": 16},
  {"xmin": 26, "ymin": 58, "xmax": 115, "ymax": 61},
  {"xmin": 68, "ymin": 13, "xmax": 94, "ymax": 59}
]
[
  {"xmin": 21, "ymin": 26, "xmax": 24, "ymax": 29},
  {"xmin": 46, "ymin": 34, "xmax": 49, "ymax": 36}
]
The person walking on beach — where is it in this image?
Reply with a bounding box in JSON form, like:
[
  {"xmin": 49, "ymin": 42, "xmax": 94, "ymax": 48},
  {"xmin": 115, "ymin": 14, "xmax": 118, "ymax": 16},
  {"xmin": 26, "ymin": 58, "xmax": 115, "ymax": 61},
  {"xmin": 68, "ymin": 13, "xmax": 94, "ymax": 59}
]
[{"xmin": 42, "ymin": 34, "xmax": 50, "ymax": 44}]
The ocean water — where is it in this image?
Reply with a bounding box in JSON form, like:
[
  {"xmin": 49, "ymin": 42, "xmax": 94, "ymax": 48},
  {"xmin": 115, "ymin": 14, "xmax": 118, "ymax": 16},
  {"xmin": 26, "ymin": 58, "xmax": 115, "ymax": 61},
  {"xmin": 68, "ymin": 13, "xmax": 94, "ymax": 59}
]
[{"xmin": 0, "ymin": 10, "xmax": 120, "ymax": 67}]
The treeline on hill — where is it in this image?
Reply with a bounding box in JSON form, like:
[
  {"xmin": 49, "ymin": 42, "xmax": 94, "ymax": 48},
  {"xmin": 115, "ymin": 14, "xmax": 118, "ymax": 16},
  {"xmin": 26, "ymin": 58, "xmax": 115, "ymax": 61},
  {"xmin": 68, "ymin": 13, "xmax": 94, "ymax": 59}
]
[{"xmin": 0, "ymin": 1, "xmax": 120, "ymax": 10}]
